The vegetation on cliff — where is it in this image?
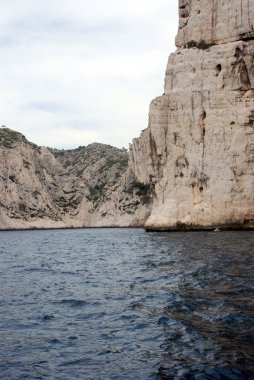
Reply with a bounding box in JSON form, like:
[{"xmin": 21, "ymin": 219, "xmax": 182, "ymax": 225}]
[{"xmin": 0, "ymin": 128, "xmax": 151, "ymax": 228}]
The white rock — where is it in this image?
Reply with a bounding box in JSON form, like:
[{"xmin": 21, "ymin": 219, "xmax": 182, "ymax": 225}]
[
  {"xmin": 0, "ymin": 129, "xmax": 151, "ymax": 230},
  {"xmin": 130, "ymin": 0, "xmax": 254, "ymax": 230}
]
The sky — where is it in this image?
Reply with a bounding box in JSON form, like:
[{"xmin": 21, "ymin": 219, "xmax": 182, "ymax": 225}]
[{"xmin": 0, "ymin": 0, "xmax": 178, "ymax": 149}]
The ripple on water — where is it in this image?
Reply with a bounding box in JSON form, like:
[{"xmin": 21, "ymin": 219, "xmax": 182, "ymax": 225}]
[
  {"xmin": 0, "ymin": 229, "xmax": 253, "ymax": 379},
  {"xmin": 59, "ymin": 299, "xmax": 89, "ymax": 307}
]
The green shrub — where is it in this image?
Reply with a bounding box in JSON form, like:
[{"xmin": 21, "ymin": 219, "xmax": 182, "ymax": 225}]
[
  {"xmin": 107, "ymin": 156, "xmax": 128, "ymax": 168},
  {"xmin": 185, "ymin": 39, "xmax": 215, "ymax": 50},
  {"xmin": 185, "ymin": 40, "xmax": 198, "ymax": 48},
  {"xmin": 18, "ymin": 202, "xmax": 26, "ymax": 212},
  {"xmin": 133, "ymin": 181, "xmax": 150, "ymax": 196},
  {"xmin": 87, "ymin": 183, "xmax": 106, "ymax": 202}
]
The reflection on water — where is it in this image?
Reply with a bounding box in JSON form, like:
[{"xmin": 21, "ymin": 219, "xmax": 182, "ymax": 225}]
[{"xmin": 0, "ymin": 229, "xmax": 253, "ymax": 379}]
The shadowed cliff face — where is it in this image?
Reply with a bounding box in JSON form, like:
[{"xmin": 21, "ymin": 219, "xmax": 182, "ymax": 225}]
[
  {"xmin": 130, "ymin": 0, "xmax": 254, "ymax": 230},
  {"xmin": 0, "ymin": 128, "xmax": 151, "ymax": 229}
]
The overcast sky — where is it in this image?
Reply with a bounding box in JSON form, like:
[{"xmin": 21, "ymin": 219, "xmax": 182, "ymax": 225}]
[{"xmin": 0, "ymin": 0, "xmax": 178, "ymax": 149}]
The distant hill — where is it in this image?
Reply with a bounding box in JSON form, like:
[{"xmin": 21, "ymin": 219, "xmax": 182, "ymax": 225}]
[{"xmin": 0, "ymin": 128, "xmax": 151, "ymax": 230}]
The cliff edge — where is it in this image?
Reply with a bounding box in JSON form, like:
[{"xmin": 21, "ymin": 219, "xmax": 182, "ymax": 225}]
[{"xmin": 130, "ymin": 0, "xmax": 254, "ymax": 230}]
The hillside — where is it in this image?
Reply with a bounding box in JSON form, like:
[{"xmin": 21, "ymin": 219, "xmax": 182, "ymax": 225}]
[{"xmin": 0, "ymin": 127, "xmax": 151, "ymax": 229}]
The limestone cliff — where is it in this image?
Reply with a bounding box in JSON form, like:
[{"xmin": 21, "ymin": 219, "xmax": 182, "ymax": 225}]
[
  {"xmin": 176, "ymin": 0, "xmax": 254, "ymax": 46},
  {"xmin": 130, "ymin": 0, "xmax": 254, "ymax": 230},
  {"xmin": 0, "ymin": 128, "xmax": 151, "ymax": 230}
]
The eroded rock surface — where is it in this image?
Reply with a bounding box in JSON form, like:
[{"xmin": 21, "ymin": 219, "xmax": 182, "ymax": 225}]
[
  {"xmin": 177, "ymin": 0, "xmax": 254, "ymax": 47},
  {"xmin": 130, "ymin": 0, "xmax": 254, "ymax": 230},
  {"xmin": 0, "ymin": 128, "xmax": 151, "ymax": 229}
]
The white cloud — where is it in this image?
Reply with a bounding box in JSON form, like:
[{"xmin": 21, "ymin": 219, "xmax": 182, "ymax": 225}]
[{"xmin": 0, "ymin": 0, "xmax": 178, "ymax": 149}]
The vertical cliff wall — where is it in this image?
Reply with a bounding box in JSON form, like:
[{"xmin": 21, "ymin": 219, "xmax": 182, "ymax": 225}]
[
  {"xmin": 176, "ymin": 0, "xmax": 254, "ymax": 46},
  {"xmin": 130, "ymin": 0, "xmax": 254, "ymax": 230}
]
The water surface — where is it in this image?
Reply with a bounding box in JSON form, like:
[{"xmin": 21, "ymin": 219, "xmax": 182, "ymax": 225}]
[{"xmin": 0, "ymin": 229, "xmax": 253, "ymax": 379}]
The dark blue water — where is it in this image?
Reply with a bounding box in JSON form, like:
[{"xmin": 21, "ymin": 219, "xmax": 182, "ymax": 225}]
[{"xmin": 0, "ymin": 229, "xmax": 254, "ymax": 379}]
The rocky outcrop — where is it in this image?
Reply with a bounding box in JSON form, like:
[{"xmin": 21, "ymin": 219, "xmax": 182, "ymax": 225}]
[
  {"xmin": 0, "ymin": 128, "xmax": 151, "ymax": 230},
  {"xmin": 176, "ymin": 0, "xmax": 254, "ymax": 47},
  {"xmin": 130, "ymin": 0, "xmax": 254, "ymax": 230}
]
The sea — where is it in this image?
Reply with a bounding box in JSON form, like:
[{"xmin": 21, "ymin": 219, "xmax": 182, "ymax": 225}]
[{"xmin": 0, "ymin": 228, "xmax": 253, "ymax": 379}]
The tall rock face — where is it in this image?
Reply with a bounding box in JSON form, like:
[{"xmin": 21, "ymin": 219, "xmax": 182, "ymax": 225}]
[
  {"xmin": 176, "ymin": 0, "xmax": 254, "ymax": 46},
  {"xmin": 0, "ymin": 128, "xmax": 151, "ymax": 230},
  {"xmin": 130, "ymin": 0, "xmax": 254, "ymax": 230}
]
